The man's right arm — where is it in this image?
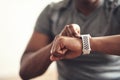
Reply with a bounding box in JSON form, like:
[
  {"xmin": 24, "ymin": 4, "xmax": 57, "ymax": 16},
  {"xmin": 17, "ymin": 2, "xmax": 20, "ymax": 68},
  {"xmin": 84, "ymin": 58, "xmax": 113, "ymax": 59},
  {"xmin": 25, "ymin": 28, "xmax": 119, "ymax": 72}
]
[{"xmin": 19, "ymin": 31, "xmax": 53, "ymax": 80}]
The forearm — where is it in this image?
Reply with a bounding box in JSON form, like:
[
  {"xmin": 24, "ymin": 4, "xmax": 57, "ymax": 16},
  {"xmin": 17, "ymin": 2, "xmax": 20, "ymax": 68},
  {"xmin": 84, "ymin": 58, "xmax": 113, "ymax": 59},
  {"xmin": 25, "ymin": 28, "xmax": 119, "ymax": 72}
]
[
  {"xmin": 91, "ymin": 35, "xmax": 120, "ymax": 55},
  {"xmin": 20, "ymin": 43, "xmax": 52, "ymax": 79}
]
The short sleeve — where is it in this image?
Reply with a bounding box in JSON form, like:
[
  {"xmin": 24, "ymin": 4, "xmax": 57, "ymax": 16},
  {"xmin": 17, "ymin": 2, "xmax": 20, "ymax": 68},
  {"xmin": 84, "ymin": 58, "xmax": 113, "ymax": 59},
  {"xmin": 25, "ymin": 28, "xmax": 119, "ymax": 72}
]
[{"xmin": 34, "ymin": 5, "xmax": 52, "ymax": 36}]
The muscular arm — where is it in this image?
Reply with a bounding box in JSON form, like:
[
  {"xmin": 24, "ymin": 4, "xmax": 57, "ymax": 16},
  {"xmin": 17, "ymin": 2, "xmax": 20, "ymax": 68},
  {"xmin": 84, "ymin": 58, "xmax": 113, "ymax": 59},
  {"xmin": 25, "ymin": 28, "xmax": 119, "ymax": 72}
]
[
  {"xmin": 19, "ymin": 24, "xmax": 80, "ymax": 79},
  {"xmin": 91, "ymin": 35, "xmax": 120, "ymax": 55},
  {"xmin": 19, "ymin": 32, "xmax": 53, "ymax": 79}
]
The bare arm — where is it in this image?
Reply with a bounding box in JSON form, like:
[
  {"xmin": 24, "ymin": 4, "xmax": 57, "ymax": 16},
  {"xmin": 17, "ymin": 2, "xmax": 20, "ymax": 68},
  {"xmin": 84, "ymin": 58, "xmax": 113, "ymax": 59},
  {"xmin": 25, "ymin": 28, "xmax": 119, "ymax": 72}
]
[
  {"xmin": 50, "ymin": 24, "xmax": 120, "ymax": 60},
  {"xmin": 50, "ymin": 35, "xmax": 120, "ymax": 61},
  {"xmin": 19, "ymin": 31, "xmax": 53, "ymax": 80},
  {"xmin": 19, "ymin": 24, "xmax": 80, "ymax": 79},
  {"xmin": 91, "ymin": 35, "xmax": 120, "ymax": 55}
]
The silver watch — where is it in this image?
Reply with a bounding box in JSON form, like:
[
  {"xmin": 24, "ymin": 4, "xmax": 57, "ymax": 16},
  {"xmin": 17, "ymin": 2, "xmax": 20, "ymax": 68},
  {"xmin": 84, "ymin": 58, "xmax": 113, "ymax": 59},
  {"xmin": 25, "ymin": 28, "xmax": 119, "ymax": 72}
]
[{"xmin": 81, "ymin": 34, "xmax": 91, "ymax": 55}]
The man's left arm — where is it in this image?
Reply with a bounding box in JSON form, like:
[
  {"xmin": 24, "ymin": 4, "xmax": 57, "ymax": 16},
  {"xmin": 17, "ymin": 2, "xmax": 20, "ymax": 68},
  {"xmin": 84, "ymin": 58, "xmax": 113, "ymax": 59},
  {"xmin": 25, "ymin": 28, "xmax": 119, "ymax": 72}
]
[
  {"xmin": 50, "ymin": 35, "xmax": 120, "ymax": 61},
  {"xmin": 91, "ymin": 35, "xmax": 120, "ymax": 55}
]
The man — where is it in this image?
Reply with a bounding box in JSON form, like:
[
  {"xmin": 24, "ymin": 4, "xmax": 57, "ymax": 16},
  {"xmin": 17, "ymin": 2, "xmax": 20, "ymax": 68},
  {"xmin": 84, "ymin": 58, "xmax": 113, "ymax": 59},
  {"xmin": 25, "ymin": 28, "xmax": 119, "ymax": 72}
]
[{"xmin": 20, "ymin": 0, "xmax": 120, "ymax": 80}]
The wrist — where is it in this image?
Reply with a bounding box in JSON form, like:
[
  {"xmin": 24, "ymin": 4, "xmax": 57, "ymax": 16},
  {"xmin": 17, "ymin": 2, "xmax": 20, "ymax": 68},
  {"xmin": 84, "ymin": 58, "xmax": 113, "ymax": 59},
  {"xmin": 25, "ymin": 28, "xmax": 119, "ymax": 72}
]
[{"xmin": 89, "ymin": 37, "xmax": 99, "ymax": 52}]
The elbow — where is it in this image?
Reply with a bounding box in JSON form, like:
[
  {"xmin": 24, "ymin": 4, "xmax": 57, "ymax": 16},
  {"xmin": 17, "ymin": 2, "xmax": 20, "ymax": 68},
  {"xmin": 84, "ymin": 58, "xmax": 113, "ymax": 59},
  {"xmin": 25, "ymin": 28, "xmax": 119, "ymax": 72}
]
[
  {"xmin": 19, "ymin": 67, "xmax": 31, "ymax": 80},
  {"xmin": 19, "ymin": 66, "xmax": 45, "ymax": 80}
]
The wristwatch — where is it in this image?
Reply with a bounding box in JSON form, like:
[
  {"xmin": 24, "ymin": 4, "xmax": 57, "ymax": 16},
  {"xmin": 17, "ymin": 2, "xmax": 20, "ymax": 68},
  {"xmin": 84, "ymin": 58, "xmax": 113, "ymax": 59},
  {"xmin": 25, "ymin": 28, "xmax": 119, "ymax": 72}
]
[{"xmin": 81, "ymin": 34, "xmax": 91, "ymax": 55}]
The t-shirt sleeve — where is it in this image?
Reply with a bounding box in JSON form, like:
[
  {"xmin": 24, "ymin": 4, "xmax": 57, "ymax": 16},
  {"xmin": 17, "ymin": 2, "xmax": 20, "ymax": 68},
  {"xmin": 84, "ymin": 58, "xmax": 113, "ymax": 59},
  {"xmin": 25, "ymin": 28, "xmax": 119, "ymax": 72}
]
[{"xmin": 34, "ymin": 5, "xmax": 52, "ymax": 36}]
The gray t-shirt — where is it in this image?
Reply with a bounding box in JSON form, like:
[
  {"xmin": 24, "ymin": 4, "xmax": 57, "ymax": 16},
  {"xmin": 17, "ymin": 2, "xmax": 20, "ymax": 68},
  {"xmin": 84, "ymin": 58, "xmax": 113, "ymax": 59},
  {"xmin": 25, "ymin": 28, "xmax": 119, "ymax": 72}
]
[{"xmin": 35, "ymin": 0, "xmax": 120, "ymax": 80}]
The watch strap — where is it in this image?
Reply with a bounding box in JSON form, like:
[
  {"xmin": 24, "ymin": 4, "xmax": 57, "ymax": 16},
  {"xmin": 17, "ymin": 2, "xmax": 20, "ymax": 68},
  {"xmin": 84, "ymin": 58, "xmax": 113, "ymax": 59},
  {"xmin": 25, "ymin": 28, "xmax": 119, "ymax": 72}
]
[{"xmin": 81, "ymin": 34, "xmax": 91, "ymax": 55}]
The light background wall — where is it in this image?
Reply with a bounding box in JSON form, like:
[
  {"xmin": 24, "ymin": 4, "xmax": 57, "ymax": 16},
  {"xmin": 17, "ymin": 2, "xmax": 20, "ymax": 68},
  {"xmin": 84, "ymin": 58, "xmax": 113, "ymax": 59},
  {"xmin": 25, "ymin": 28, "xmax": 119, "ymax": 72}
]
[{"xmin": 0, "ymin": 0, "xmax": 61, "ymax": 80}]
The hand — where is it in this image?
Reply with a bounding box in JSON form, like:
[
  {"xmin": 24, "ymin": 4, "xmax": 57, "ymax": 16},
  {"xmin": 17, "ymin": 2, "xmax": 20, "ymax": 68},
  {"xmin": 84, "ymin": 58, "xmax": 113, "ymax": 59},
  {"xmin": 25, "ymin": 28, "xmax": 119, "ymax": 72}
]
[
  {"xmin": 60, "ymin": 24, "xmax": 80, "ymax": 37},
  {"xmin": 51, "ymin": 24, "xmax": 80, "ymax": 58},
  {"xmin": 51, "ymin": 24, "xmax": 81, "ymax": 54},
  {"xmin": 50, "ymin": 36, "xmax": 82, "ymax": 61}
]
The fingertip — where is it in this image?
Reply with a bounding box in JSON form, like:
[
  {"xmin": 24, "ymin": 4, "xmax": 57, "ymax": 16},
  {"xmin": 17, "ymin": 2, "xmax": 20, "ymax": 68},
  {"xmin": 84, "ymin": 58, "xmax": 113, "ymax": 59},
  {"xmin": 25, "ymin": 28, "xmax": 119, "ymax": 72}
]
[
  {"xmin": 66, "ymin": 25, "xmax": 69, "ymax": 27},
  {"xmin": 50, "ymin": 55, "xmax": 54, "ymax": 61},
  {"xmin": 50, "ymin": 50, "xmax": 53, "ymax": 54}
]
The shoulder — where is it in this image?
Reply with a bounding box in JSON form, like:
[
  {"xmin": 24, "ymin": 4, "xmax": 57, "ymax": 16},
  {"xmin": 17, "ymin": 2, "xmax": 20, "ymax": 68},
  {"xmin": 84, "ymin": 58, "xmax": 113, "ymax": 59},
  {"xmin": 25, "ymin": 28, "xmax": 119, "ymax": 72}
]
[
  {"xmin": 115, "ymin": 6, "xmax": 120, "ymax": 21},
  {"xmin": 38, "ymin": 0, "xmax": 71, "ymax": 19},
  {"xmin": 107, "ymin": 0, "xmax": 120, "ymax": 22},
  {"xmin": 48, "ymin": 0, "xmax": 71, "ymax": 10},
  {"xmin": 46, "ymin": 0, "xmax": 72, "ymax": 21},
  {"xmin": 113, "ymin": 5, "xmax": 120, "ymax": 21}
]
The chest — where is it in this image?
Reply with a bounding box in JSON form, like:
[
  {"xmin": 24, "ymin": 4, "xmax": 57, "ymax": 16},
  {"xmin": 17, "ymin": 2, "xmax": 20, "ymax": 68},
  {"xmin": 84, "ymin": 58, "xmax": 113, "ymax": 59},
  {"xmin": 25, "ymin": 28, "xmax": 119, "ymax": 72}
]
[{"xmin": 51, "ymin": 7, "xmax": 120, "ymax": 37}]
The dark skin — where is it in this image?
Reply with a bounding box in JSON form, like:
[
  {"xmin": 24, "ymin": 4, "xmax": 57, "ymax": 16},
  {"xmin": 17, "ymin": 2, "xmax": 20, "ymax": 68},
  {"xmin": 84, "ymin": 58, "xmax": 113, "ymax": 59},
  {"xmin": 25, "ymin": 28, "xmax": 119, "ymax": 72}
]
[
  {"xmin": 50, "ymin": 24, "xmax": 81, "ymax": 60},
  {"xmin": 19, "ymin": 24, "xmax": 80, "ymax": 79},
  {"xmin": 50, "ymin": 34, "xmax": 120, "ymax": 61},
  {"xmin": 20, "ymin": 33, "xmax": 53, "ymax": 79},
  {"xmin": 74, "ymin": 0, "xmax": 100, "ymax": 15},
  {"xmin": 19, "ymin": 0, "xmax": 120, "ymax": 79}
]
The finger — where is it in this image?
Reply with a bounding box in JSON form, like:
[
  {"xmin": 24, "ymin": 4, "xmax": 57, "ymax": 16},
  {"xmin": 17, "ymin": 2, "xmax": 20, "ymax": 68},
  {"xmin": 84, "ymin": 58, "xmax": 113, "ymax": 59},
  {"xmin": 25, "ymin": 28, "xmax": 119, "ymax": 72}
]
[
  {"xmin": 59, "ymin": 25, "xmax": 69, "ymax": 36},
  {"xmin": 50, "ymin": 35, "xmax": 60, "ymax": 54},
  {"xmin": 53, "ymin": 53, "xmax": 64, "ymax": 57},
  {"xmin": 52, "ymin": 48, "xmax": 67, "ymax": 59},
  {"xmin": 67, "ymin": 26, "xmax": 74, "ymax": 37},
  {"xmin": 50, "ymin": 55, "xmax": 63, "ymax": 61},
  {"xmin": 50, "ymin": 46, "xmax": 68, "ymax": 61},
  {"xmin": 51, "ymin": 36, "xmax": 68, "ymax": 58},
  {"xmin": 50, "ymin": 39, "xmax": 57, "ymax": 54},
  {"xmin": 69, "ymin": 24, "xmax": 80, "ymax": 37},
  {"xmin": 55, "ymin": 40, "xmax": 68, "ymax": 55},
  {"xmin": 52, "ymin": 47, "xmax": 67, "ymax": 58},
  {"xmin": 50, "ymin": 42, "xmax": 55, "ymax": 54},
  {"xmin": 66, "ymin": 26, "xmax": 73, "ymax": 37},
  {"xmin": 57, "ymin": 48, "xmax": 68, "ymax": 55}
]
